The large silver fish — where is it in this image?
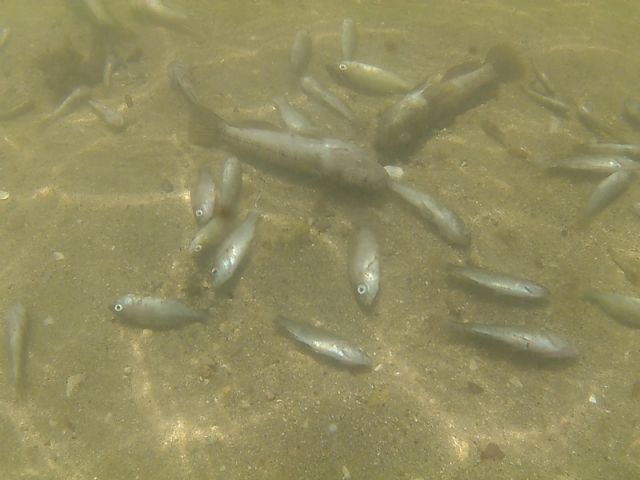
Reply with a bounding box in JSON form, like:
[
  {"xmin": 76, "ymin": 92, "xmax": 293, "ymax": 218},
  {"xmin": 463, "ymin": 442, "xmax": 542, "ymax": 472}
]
[
  {"xmin": 188, "ymin": 104, "xmax": 388, "ymax": 191},
  {"xmin": 110, "ymin": 294, "xmax": 207, "ymax": 329},
  {"xmin": 276, "ymin": 315, "xmax": 371, "ymax": 367},
  {"xmin": 375, "ymin": 44, "xmax": 524, "ymax": 152}
]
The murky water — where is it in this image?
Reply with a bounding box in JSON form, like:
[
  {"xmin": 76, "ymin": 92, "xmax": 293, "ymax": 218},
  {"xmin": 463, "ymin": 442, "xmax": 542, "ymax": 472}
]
[{"xmin": 1, "ymin": 0, "xmax": 640, "ymax": 478}]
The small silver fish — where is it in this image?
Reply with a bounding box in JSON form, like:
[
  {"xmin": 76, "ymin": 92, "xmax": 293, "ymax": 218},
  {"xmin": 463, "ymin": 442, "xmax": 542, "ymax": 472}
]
[
  {"xmin": 548, "ymin": 154, "xmax": 639, "ymax": 174},
  {"xmin": 132, "ymin": 0, "xmax": 188, "ymax": 26},
  {"xmin": 210, "ymin": 210, "xmax": 260, "ymax": 288},
  {"xmin": 577, "ymin": 104, "xmax": 626, "ymax": 142},
  {"xmin": 531, "ymin": 63, "xmax": 557, "ymax": 97},
  {"xmin": 300, "ymin": 75, "xmax": 356, "ymax": 122},
  {"xmin": 290, "ymin": 30, "xmax": 312, "ymax": 77},
  {"xmin": 349, "ymin": 227, "xmax": 380, "ymax": 308},
  {"xmin": 579, "ymin": 142, "xmax": 640, "ymax": 160},
  {"xmin": 326, "ymin": 61, "xmax": 413, "ymax": 95},
  {"xmin": 389, "ymin": 180, "xmax": 470, "ymax": 247},
  {"xmin": 76, "ymin": 0, "xmax": 118, "ymax": 28},
  {"xmin": 217, "ymin": 156, "xmax": 242, "ymax": 218},
  {"xmin": 190, "ymin": 167, "xmax": 216, "ymax": 225},
  {"xmin": 168, "ymin": 61, "xmax": 200, "ymax": 105},
  {"xmin": 451, "ymin": 321, "xmax": 578, "ymax": 359},
  {"xmin": 189, "ymin": 216, "xmax": 231, "ymax": 255},
  {"xmin": 522, "ymin": 85, "xmax": 570, "ymax": 116},
  {"xmin": 41, "ymin": 85, "xmax": 93, "ymax": 126},
  {"xmin": 88, "ymin": 99, "xmax": 125, "ymax": 130},
  {"xmin": 103, "ymin": 53, "xmax": 118, "ymax": 89},
  {"xmin": 5, "ymin": 303, "xmax": 28, "ymax": 387},
  {"xmin": 447, "ymin": 264, "xmax": 548, "ymax": 300},
  {"xmin": 110, "ymin": 294, "xmax": 207, "ymax": 330},
  {"xmin": 585, "ymin": 290, "xmax": 640, "ymax": 327},
  {"xmin": 341, "ymin": 18, "xmax": 357, "ymax": 61},
  {"xmin": 276, "ymin": 315, "xmax": 371, "ymax": 367},
  {"xmin": 273, "ymin": 96, "xmax": 321, "ymax": 137},
  {"xmin": 584, "ymin": 169, "xmax": 634, "ymax": 218},
  {"xmin": 0, "ymin": 26, "xmax": 12, "ymax": 51},
  {"xmin": 623, "ymin": 98, "xmax": 640, "ymax": 128}
]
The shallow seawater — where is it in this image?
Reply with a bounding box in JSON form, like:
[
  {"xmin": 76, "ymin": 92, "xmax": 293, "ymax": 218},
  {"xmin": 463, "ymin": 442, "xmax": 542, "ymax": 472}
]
[{"xmin": 1, "ymin": 0, "xmax": 640, "ymax": 478}]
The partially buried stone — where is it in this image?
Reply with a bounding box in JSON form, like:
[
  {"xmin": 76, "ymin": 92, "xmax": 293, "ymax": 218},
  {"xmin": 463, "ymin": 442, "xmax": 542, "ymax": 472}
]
[{"xmin": 480, "ymin": 442, "xmax": 505, "ymax": 461}]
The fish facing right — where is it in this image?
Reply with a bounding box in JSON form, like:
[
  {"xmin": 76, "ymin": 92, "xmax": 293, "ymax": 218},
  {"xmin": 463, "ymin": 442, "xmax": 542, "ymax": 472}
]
[
  {"xmin": 451, "ymin": 321, "xmax": 578, "ymax": 359},
  {"xmin": 275, "ymin": 315, "xmax": 371, "ymax": 367}
]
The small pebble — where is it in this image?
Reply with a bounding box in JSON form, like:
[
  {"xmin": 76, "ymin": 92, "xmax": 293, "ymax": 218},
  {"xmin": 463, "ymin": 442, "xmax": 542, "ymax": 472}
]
[
  {"xmin": 480, "ymin": 442, "xmax": 505, "ymax": 461},
  {"xmin": 341, "ymin": 465, "xmax": 351, "ymax": 480},
  {"xmin": 327, "ymin": 423, "xmax": 338, "ymax": 434},
  {"xmin": 123, "ymin": 366, "xmax": 133, "ymax": 376},
  {"xmin": 53, "ymin": 251, "xmax": 65, "ymax": 261},
  {"xmin": 0, "ymin": 190, "xmax": 10, "ymax": 200}
]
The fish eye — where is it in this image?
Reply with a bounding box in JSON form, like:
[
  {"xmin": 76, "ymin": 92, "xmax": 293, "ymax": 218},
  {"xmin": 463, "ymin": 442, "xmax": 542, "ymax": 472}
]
[
  {"xmin": 357, "ymin": 284, "xmax": 367, "ymax": 295},
  {"xmin": 194, "ymin": 244, "xmax": 202, "ymax": 253},
  {"xmin": 338, "ymin": 63, "xmax": 347, "ymax": 71},
  {"xmin": 211, "ymin": 267, "xmax": 218, "ymax": 276},
  {"xmin": 195, "ymin": 208, "xmax": 204, "ymax": 217},
  {"xmin": 113, "ymin": 303, "xmax": 124, "ymax": 312}
]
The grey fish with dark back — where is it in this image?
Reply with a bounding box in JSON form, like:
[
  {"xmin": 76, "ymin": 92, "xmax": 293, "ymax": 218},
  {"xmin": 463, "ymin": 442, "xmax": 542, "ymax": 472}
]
[{"xmin": 447, "ymin": 264, "xmax": 549, "ymax": 300}]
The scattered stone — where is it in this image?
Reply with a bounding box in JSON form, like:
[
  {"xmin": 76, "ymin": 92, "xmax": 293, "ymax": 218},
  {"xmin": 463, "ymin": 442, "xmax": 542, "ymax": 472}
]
[
  {"xmin": 66, "ymin": 373, "xmax": 85, "ymax": 398},
  {"xmin": 480, "ymin": 442, "xmax": 505, "ymax": 461}
]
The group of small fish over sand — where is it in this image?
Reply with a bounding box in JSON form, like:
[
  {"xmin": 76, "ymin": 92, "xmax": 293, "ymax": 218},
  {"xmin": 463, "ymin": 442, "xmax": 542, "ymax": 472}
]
[{"xmin": 4, "ymin": 0, "xmax": 640, "ymax": 395}]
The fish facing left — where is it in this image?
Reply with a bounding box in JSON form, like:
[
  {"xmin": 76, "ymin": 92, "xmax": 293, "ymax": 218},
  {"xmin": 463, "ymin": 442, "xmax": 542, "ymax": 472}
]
[{"xmin": 110, "ymin": 294, "xmax": 208, "ymax": 330}]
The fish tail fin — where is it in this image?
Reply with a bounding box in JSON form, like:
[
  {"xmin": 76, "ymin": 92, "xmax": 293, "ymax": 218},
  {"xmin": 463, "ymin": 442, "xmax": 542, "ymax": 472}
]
[
  {"xmin": 188, "ymin": 104, "xmax": 226, "ymax": 147},
  {"xmin": 485, "ymin": 44, "xmax": 525, "ymax": 82}
]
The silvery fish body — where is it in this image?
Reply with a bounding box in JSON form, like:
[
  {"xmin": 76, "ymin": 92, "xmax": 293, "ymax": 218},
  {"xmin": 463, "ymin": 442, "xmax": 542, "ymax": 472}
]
[
  {"xmin": 42, "ymin": 85, "xmax": 92, "ymax": 125},
  {"xmin": 110, "ymin": 294, "xmax": 207, "ymax": 329},
  {"xmin": 190, "ymin": 215, "xmax": 231, "ymax": 255},
  {"xmin": 132, "ymin": 0, "xmax": 188, "ymax": 25},
  {"xmin": 290, "ymin": 30, "xmax": 312, "ymax": 76},
  {"xmin": 447, "ymin": 264, "xmax": 549, "ymax": 300},
  {"xmin": 276, "ymin": 316, "xmax": 371, "ymax": 367},
  {"xmin": 522, "ymin": 85, "xmax": 570, "ymax": 116},
  {"xmin": 548, "ymin": 155, "xmax": 639, "ymax": 173},
  {"xmin": 389, "ymin": 180, "xmax": 469, "ymax": 246},
  {"xmin": 0, "ymin": 26, "xmax": 11, "ymax": 51},
  {"xmin": 341, "ymin": 18, "xmax": 357, "ymax": 61},
  {"xmin": 300, "ymin": 75, "xmax": 356, "ymax": 122},
  {"xmin": 168, "ymin": 61, "xmax": 200, "ymax": 105},
  {"xmin": 218, "ymin": 156, "xmax": 242, "ymax": 217},
  {"xmin": 349, "ymin": 227, "xmax": 380, "ymax": 308},
  {"xmin": 190, "ymin": 105, "xmax": 388, "ymax": 191},
  {"xmin": 5, "ymin": 303, "xmax": 28, "ymax": 386},
  {"xmin": 585, "ymin": 290, "xmax": 640, "ymax": 327},
  {"xmin": 584, "ymin": 170, "xmax": 634, "ymax": 218},
  {"xmin": 191, "ymin": 167, "xmax": 216, "ymax": 225},
  {"xmin": 210, "ymin": 210, "xmax": 260, "ymax": 288},
  {"xmin": 273, "ymin": 96, "xmax": 320, "ymax": 137},
  {"xmin": 581, "ymin": 143, "xmax": 640, "ymax": 160},
  {"xmin": 451, "ymin": 322, "xmax": 578, "ymax": 359},
  {"xmin": 88, "ymin": 99, "xmax": 125, "ymax": 130},
  {"xmin": 326, "ymin": 61, "xmax": 413, "ymax": 95}
]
